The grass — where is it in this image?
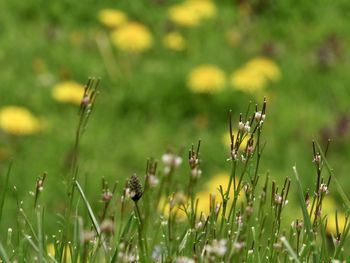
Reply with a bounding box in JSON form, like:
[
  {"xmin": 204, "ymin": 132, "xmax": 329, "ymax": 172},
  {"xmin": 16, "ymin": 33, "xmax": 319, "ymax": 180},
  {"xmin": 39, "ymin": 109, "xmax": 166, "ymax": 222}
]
[{"xmin": 0, "ymin": 96, "xmax": 349, "ymax": 262}]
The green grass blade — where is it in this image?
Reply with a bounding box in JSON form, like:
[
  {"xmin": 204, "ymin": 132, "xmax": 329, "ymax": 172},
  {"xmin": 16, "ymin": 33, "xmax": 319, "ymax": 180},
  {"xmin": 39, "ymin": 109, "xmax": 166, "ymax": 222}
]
[
  {"xmin": 0, "ymin": 161, "xmax": 13, "ymax": 222},
  {"xmin": 314, "ymin": 141, "xmax": 350, "ymax": 210},
  {"xmin": 280, "ymin": 236, "xmax": 300, "ymax": 263},
  {"xmin": 0, "ymin": 240, "xmax": 9, "ymax": 263},
  {"xmin": 292, "ymin": 166, "xmax": 313, "ymax": 240},
  {"xmin": 74, "ymin": 180, "xmax": 101, "ymax": 236}
]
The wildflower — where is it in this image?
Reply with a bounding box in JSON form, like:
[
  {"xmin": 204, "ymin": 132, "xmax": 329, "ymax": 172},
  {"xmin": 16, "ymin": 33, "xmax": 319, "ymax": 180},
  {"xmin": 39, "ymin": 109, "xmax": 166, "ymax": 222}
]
[
  {"xmin": 52, "ymin": 81, "xmax": 85, "ymax": 105},
  {"xmin": 190, "ymin": 166, "xmax": 202, "ymax": 178},
  {"xmin": 163, "ymin": 32, "xmax": 186, "ymax": 51},
  {"xmin": 81, "ymin": 230, "xmax": 95, "ymax": 244},
  {"xmin": 47, "ymin": 243, "xmax": 74, "ymax": 262},
  {"xmin": 184, "ymin": 0, "xmax": 217, "ymax": 20},
  {"xmin": 231, "ymin": 67, "xmax": 267, "ymax": 92},
  {"xmin": 176, "ymin": 256, "xmax": 195, "ymax": 263},
  {"xmin": 326, "ymin": 212, "xmax": 348, "ymax": 236},
  {"xmin": 158, "ymin": 192, "xmax": 187, "ymax": 220},
  {"xmin": 274, "ymin": 194, "xmax": 283, "ymax": 204},
  {"xmin": 162, "ymin": 151, "xmax": 183, "ymax": 175},
  {"xmin": 231, "ymin": 57, "xmax": 281, "ymax": 92},
  {"xmin": 126, "ymin": 174, "xmax": 143, "ymax": 202},
  {"xmin": 319, "ymin": 183, "xmax": 329, "ymax": 194},
  {"xmin": 147, "ymin": 174, "xmax": 159, "ymax": 187},
  {"xmin": 196, "ymin": 172, "xmax": 242, "ymax": 215},
  {"xmin": 313, "ymin": 153, "xmax": 321, "ymax": 164},
  {"xmin": 233, "ymin": 241, "xmax": 245, "ymax": 252},
  {"xmin": 204, "ymin": 239, "xmax": 227, "ymax": 257},
  {"xmin": 102, "ymin": 190, "xmax": 113, "ymax": 202},
  {"xmin": 0, "ymin": 106, "xmax": 42, "ymax": 135},
  {"xmin": 98, "ymin": 9, "xmax": 127, "ymax": 28},
  {"xmin": 111, "ymin": 22, "xmax": 153, "ymax": 53},
  {"xmin": 254, "ymin": 111, "xmax": 266, "ymax": 122},
  {"xmin": 246, "ymin": 57, "xmax": 281, "ymax": 82},
  {"xmin": 188, "ymin": 64, "xmax": 226, "ymax": 93},
  {"xmin": 168, "ymin": 4, "xmax": 201, "ymax": 27},
  {"xmin": 100, "ymin": 219, "xmax": 114, "ymax": 234},
  {"xmin": 222, "ymin": 130, "xmax": 249, "ymax": 150}
]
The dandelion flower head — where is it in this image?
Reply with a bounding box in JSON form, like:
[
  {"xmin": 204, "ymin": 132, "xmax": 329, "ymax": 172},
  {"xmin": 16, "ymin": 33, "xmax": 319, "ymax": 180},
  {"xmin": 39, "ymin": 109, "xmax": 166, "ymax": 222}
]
[
  {"xmin": 163, "ymin": 32, "xmax": 186, "ymax": 51},
  {"xmin": 168, "ymin": 4, "xmax": 201, "ymax": 27},
  {"xmin": 111, "ymin": 22, "xmax": 153, "ymax": 53},
  {"xmin": 188, "ymin": 64, "xmax": 226, "ymax": 93},
  {"xmin": 0, "ymin": 106, "xmax": 41, "ymax": 136},
  {"xmin": 222, "ymin": 130, "xmax": 250, "ymax": 150},
  {"xmin": 52, "ymin": 81, "xmax": 85, "ymax": 105},
  {"xmin": 326, "ymin": 212, "xmax": 348, "ymax": 236},
  {"xmin": 184, "ymin": 0, "xmax": 217, "ymax": 20},
  {"xmin": 246, "ymin": 57, "xmax": 281, "ymax": 81},
  {"xmin": 231, "ymin": 57, "xmax": 280, "ymax": 92},
  {"xmin": 98, "ymin": 9, "xmax": 127, "ymax": 28},
  {"xmin": 196, "ymin": 172, "xmax": 242, "ymax": 216},
  {"xmin": 158, "ymin": 193, "xmax": 188, "ymax": 221}
]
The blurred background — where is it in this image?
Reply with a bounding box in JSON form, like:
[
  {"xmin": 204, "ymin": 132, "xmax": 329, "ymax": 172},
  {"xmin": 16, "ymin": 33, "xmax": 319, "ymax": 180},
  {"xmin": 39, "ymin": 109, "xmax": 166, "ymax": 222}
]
[{"xmin": 1, "ymin": 0, "xmax": 350, "ymax": 231}]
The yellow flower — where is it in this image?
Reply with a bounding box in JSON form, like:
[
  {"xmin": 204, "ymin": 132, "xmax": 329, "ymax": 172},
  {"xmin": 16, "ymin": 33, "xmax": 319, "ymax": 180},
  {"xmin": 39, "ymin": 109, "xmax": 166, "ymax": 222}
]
[
  {"xmin": 222, "ymin": 130, "xmax": 249, "ymax": 150},
  {"xmin": 163, "ymin": 32, "xmax": 186, "ymax": 51},
  {"xmin": 47, "ymin": 243, "xmax": 75, "ymax": 262},
  {"xmin": 188, "ymin": 64, "xmax": 226, "ymax": 93},
  {"xmin": 231, "ymin": 57, "xmax": 281, "ymax": 92},
  {"xmin": 231, "ymin": 67, "xmax": 267, "ymax": 92},
  {"xmin": 245, "ymin": 57, "xmax": 281, "ymax": 82},
  {"xmin": 168, "ymin": 0, "xmax": 216, "ymax": 27},
  {"xmin": 52, "ymin": 81, "xmax": 85, "ymax": 105},
  {"xmin": 158, "ymin": 193, "xmax": 188, "ymax": 221},
  {"xmin": 111, "ymin": 22, "xmax": 153, "ymax": 53},
  {"xmin": 184, "ymin": 0, "xmax": 217, "ymax": 20},
  {"xmin": 168, "ymin": 4, "xmax": 201, "ymax": 27},
  {"xmin": 196, "ymin": 172, "xmax": 242, "ymax": 216},
  {"xmin": 98, "ymin": 9, "xmax": 127, "ymax": 28},
  {"xmin": 326, "ymin": 212, "xmax": 348, "ymax": 236},
  {"xmin": 0, "ymin": 106, "xmax": 41, "ymax": 136}
]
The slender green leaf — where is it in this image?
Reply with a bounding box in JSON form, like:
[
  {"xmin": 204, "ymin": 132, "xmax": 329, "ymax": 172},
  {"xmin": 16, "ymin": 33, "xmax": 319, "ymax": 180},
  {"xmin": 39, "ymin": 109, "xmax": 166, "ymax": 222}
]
[
  {"xmin": 0, "ymin": 161, "xmax": 13, "ymax": 222},
  {"xmin": 74, "ymin": 180, "xmax": 101, "ymax": 236},
  {"xmin": 292, "ymin": 166, "xmax": 313, "ymax": 240},
  {"xmin": 280, "ymin": 236, "xmax": 300, "ymax": 263},
  {"xmin": 0, "ymin": 241, "xmax": 9, "ymax": 263}
]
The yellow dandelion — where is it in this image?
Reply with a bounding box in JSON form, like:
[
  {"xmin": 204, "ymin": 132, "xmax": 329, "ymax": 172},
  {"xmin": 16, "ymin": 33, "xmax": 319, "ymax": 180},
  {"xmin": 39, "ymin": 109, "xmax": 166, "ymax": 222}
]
[
  {"xmin": 0, "ymin": 106, "xmax": 41, "ymax": 136},
  {"xmin": 158, "ymin": 193, "xmax": 188, "ymax": 221},
  {"xmin": 184, "ymin": 0, "xmax": 217, "ymax": 20},
  {"xmin": 111, "ymin": 22, "xmax": 153, "ymax": 53},
  {"xmin": 188, "ymin": 64, "xmax": 226, "ymax": 93},
  {"xmin": 245, "ymin": 57, "xmax": 281, "ymax": 81},
  {"xmin": 47, "ymin": 243, "xmax": 75, "ymax": 262},
  {"xmin": 231, "ymin": 57, "xmax": 281, "ymax": 92},
  {"xmin": 326, "ymin": 212, "xmax": 348, "ymax": 236},
  {"xmin": 98, "ymin": 9, "xmax": 127, "ymax": 28},
  {"xmin": 168, "ymin": 4, "xmax": 201, "ymax": 27},
  {"xmin": 231, "ymin": 67, "xmax": 267, "ymax": 92},
  {"xmin": 308, "ymin": 196, "xmax": 336, "ymax": 222},
  {"xmin": 196, "ymin": 172, "xmax": 242, "ymax": 216},
  {"xmin": 52, "ymin": 81, "xmax": 85, "ymax": 105},
  {"xmin": 222, "ymin": 130, "xmax": 249, "ymax": 150},
  {"xmin": 163, "ymin": 32, "xmax": 186, "ymax": 51}
]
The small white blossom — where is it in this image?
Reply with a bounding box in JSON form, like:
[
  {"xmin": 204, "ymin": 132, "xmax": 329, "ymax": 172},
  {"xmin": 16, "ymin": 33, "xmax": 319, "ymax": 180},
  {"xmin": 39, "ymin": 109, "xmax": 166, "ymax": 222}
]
[
  {"xmin": 176, "ymin": 256, "xmax": 195, "ymax": 263},
  {"xmin": 147, "ymin": 175, "xmax": 159, "ymax": 187}
]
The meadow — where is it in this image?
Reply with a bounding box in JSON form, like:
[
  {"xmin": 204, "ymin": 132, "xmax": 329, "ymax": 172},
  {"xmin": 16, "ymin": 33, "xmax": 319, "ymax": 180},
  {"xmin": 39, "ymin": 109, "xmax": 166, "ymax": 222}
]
[{"xmin": 1, "ymin": 0, "xmax": 350, "ymax": 261}]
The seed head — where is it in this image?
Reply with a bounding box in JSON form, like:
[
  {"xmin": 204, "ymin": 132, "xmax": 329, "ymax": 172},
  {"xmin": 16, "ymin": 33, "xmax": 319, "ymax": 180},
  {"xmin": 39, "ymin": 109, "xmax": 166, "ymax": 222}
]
[{"xmin": 127, "ymin": 174, "xmax": 143, "ymax": 202}]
